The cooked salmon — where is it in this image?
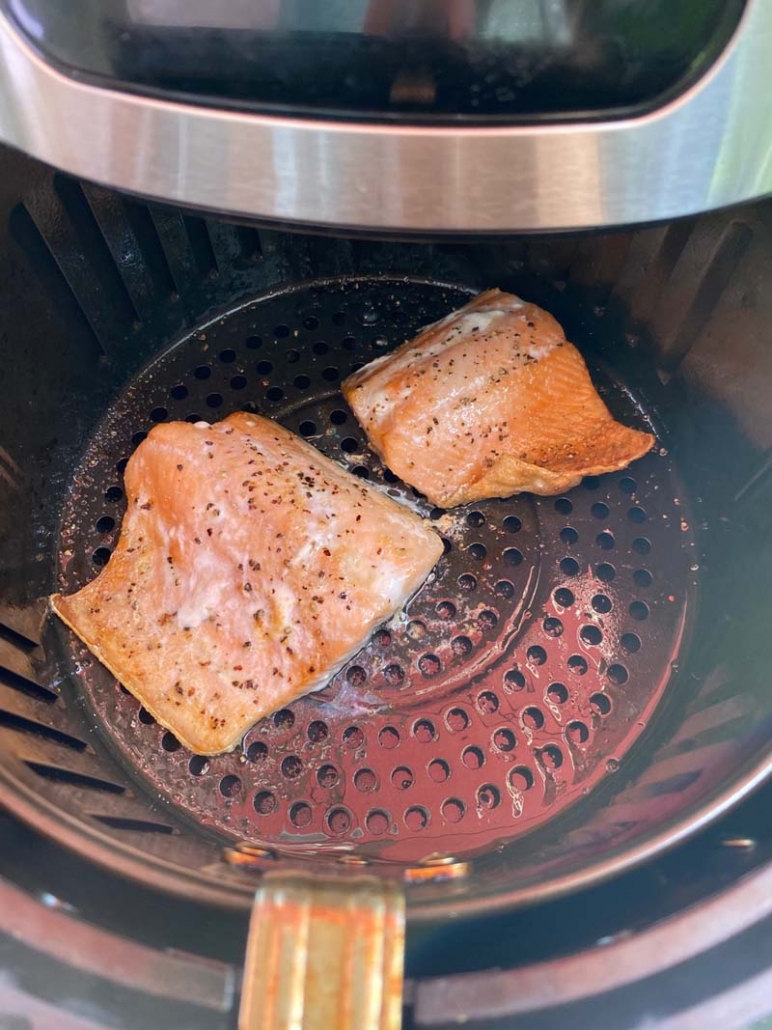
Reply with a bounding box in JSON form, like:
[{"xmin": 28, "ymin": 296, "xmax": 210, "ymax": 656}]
[
  {"xmin": 342, "ymin": 289, "xmax": 654, "ymax": 508},
  {"xmin": 51, "ymin": 413, "xmax": 443, "ymax": 754}
]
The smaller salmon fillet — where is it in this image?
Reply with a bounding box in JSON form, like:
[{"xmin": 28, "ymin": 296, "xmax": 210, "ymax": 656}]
[
  {"xmin": 51, "ymin": 413, "xmax": 443, "ymax": 754},
  {"xmin": 342, "ymin": 289, "xmax": 654, "ymax": 508}
]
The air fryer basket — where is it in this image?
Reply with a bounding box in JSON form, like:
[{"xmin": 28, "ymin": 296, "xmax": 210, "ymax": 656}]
[{"xmin": 0, "ymin": 147, "xmax": 770, "ymax": 928}]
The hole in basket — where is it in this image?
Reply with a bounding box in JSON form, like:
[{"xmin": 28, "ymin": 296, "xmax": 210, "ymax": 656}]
[
  {"xmin": 340, "ymin": 437, "xmax": 359, "ymax": 454},
  {"xmin": 505, "ymin": 668, "xmax": 526, "ymax": 691},
  {"xmin": 554, "ymin": 498, "xmax": 572, "ymax": 515},
  {"xmin": 302, "ymin": 316, "xmax": 319, "ymax": 330},
  {"xmin": 608, "ymin": 663, "xmax": 629, "ymax": 685},
  {"xmin": 378, "ymin": 726, "xmax": 400, "ymax": 749},
  {"xmin": 468, "ymin": 543, "xmax": 487, "ymax": 561},
  {"xmin": 405, "ymin": 806, "xmax": 429, "ymax": 831},
  {"xmin": 346, "ymin": 666, "xmax": 367, "ymax": 687},
  {"xmin": 161, "ymin": 732, "xmax": 180, "ymax": 752},
  {"xmin": 441, "ymin": 798, "xmax": 465, "ymax": 823},
  {"xmin": 560, "ymin": 527, "xmax": 579, "ymax": 545},
  {"xmin": 458, "ymin": 573, "xmax": 478, "ymax": 592},
  {"xmin": 322, "ymin": 366, "xmax": 340, "ymax": 382},
  {"xmin": 256, "ymin": 360, "xmax": 273, "ymax": 375},
  {"xmin": 496, "ymin": 580, "xmax": 515, "ymax": 599},
  {"xmin": 290, "ymin": 802, "xmax": 313, "ymax": 828},
  {"xmin": 353, "ymin": 466, "xmax": 369, "ymax": 479},
  {"xmin": 509, "ymin": 766, "xmax": 534, "ymax": 792},
  {"xmin": 592, "ymin": 594, "xmax": 612, "ymax": 614},
  {"xmin": 170, "ymin": 384, "xmax": 188, "ymax": 400},
  {"xmin": 504, "ymin": 515, "xmax": 522, "ymax": 533},
  {"xmin": 254, "ymin": 791, "xmax": 277, "ymax": 815},
  {"xmin": 621, "ymin": 632, "xmax": 641, "ymax": 654},
  {"xmin": 313, "ymin": 341, "xmax": 329, "ymax": 355},
  {"xmin": 493, "ymin": 728, "xmax": 516, "ymax": 752},
  {"xmin": 428, "ymin": 759, "xmax": 450, "ymax": 783},
  {"xmin": 245, "ymin": 335, "xmax": 262, "ymax": 349},
  {"xmin": 538, "ymin": 744, "xmax": 564, "ymax": 770},
  {"xmin": 567, "ymin": 721, "xmax": 590, "ymax": 744},
  {"xmin": 104, "ymin": 485, "xmax": 123, "ymax": 503},
  {"xmin": 299, "ymin": 420, "xmax": 317, "ymax": 437},
  {"xmin": 266, "ymin": 387, "xmax": 284, "ymax": 402},
  {"xmin": 274, "ymin": 324, "xmax": 290, "ymax": 338},
  {"xmin": 354, "ymin": 768, "xmax": 378, "ymax": 792},
  {"xmin": 308, "ymin": 720, "xmax": 328, "ymax": 743},
  {"xmin": 188, "ymin": 755, "xmax": 208, "ymax": 776},
  {"xmin": 478, "ymin": 610, "xmax": 498, "ymax": 631},
  {"xmin": 392, "ymin": 766, "xmax": 415, "ymax": 790},
  {"xmin": 591, "ymin": 502, "xmax": 610, "ymax": 519},
  {"xmin": 547, "ymin": 682, "xmax": 569, "ymax": 704},
  {"xmin": 95, "ymin": 516, "xmax": 115, "ymax": 533},
  {"xmin": 590, "ymin": 692, "xmax": 612, "ymax": 716},
  {"xmin": 568, "ymin": 655, "xmax": 588, "ymax": 675},
  {"xmin": 504, "ymin": 548, "xmax": 524, "ymax": 567},
  {"xmin": 294, "ymin": 374, "xmax": 311, "ymax": 390},
  {"xmin": 366, "ymin": 810, "xmax": 390, "ymax": 835},
  {"xmin": 596, "ymin": 531, "xmax": 615, "ymax": 551},
  {"xmin": 219, "ymin": 775, "xmax": 241, "ymax": 798},
  {"xmin": 450, "ymin": 636, "xmax": 472, "ymax": 665},
  {"xmin": 343, "ymin": 726, "xmax": 365, "ymax": 749},
  {"xmin": 523, "ymin": 706, "xmax": 545, "ymax": 730},
  {"xmin": 247, "ymin": 740, "xmax": 268, "ymax": 763},
  {"xmin": 330, "ymin": 409, "xmax": 348, "ymax": 425},
  {"xmin": 273, "ymin": 709, "xmax": 295, "ymax": 730},
  {"xmin": 596, "ymin": 562, "xmax": 616, "ymax": 582},
  {"xmin": 629, "ymin": 601, "xmax": 650, "ymax": 621},
  {"xmin": 92, "ymin": 547, "xmax": 112, "ymax": 567},
  {"xmin": 436, "ymin": 601, "xmax": 457, "ymax": 620},
  {"xmin": 194, "ymin": 365, "xmax": 211, "ymax": 380},
  {"xmin": 477, "ymin": 691, "xmax": 499, "ymax": 715},
  {"xmin": 413, "ymin": 718, "xmax": 437, "ymax": 743},
  {"xmin": 317, "ymin": 764, "xmax": 339, "ymax": 788},
  {"xmin": 206, "ymin": 393, "xmax": 224, "ymax": 409},
  {"xmin": 633, "ymin": 569, "xmax": 653, "ymax": 588},
  {"xmin": 628, "ymin": 506, "xmax": 647, "ymax": 524},
  {"xmin": 467, "ymin": 511, "xmax": 485, "ymax": 528},
  {"xmin": 281, "ymin": 755, "xmax": 303, "ymax": 779},
  {"xmin": 620, "ymin": 477, "xmax": 637, "ymax": 494},
  {"xmin": 407, "ymin": 620, "xmax": 426, "ymax": 640},
  {"xmin": 342, "ymin": 336, "xmax": 357, "ymax": 351},
  {"xmin": 477, "ymin": 784, "xmax": 501, "ymax": 810},
  {"xmin": 527, "ymin": 645, "xmax": 547, "ymax": 665},
  {"xmin": 633, "ymin": 537, "xmax": 652, "ymax": 555},
  {"xmin": 560, "ymin": 557, "xmax": 579, "ymax": 576},
  {"xmin": 383, "ymin": 664, "xmax": 405, "ymax": 686},
  {"xmin": 462, "ymin": 746, "xmax": 485, "ymax": 770},
  {"xmin": 583, "ymin": 476, "xmax": 600, "ymax": 490},
  {"xmin": 218, "ymin": 348, "xmax": 236, "ymax": 364},
  {"xmin": 132, "ymin": 431, "xmax": 147, "ymax": 447},
  {"xmin": 326, "ymin": 807, "xmax": 352, "ymax": 835},
  {"xmin": 419, "ymin": 654, "xmax": 442, "ymax": 678},
  {"xmin": 554, "ymin": 587, "xmax": 575, "ymax": 608},
  {"xmin": 446, "ymin": 707, "xmax": 470, "ymax": 732},
  {"xmin": 580, "ymin": 625, "xmax": 603, "ymax": 646},
  {"xmin": 543, "ymin": 617, "xmax": 563, "ymax": 637},
  {"xmin": 230, "ymin": 375, "xmax": 247, "ymax": 390},
  {"xmin": 150, "ymin": 406, "xmax": 167, "ymax": 422}
]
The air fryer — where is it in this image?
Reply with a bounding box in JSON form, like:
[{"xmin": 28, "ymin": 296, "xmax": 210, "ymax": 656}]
[{"xmin": 1, "ymin": 2, "xmax": 772, "ymax": 1029}]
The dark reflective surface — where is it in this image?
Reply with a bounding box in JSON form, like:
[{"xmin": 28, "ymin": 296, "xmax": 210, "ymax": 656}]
[{"xmin": 3, "ymin": 0, "xmax": 746, "ymax": 121}]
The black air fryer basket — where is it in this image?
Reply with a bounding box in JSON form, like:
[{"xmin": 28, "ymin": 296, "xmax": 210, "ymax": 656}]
[{"xmin": 1, "ymin": 147, "xmax": 772, "ymax": 1026}]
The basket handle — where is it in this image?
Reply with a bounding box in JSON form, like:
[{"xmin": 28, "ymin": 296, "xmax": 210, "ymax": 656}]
[{"xmin": 239, "ymin": 871, "xmax": 405, "ymax": 1030}]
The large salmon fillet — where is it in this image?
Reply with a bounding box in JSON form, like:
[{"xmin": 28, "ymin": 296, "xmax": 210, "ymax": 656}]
[
  {"xmin": 342, "ymin": 289, "xmax": 654, "ymax": 508},
  {"xmin": 51, "ymin": 413, "xmax": 443, "ymax": 754}
]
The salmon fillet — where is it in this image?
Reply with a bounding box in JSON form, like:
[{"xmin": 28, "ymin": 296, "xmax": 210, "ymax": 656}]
[
  {"xmin": 342, "ymin": 289, "xmax": 654, "ymax": 508},
  {"xmin": 51, "ymin": 413, "xmax": 443, "ymax": 754}
]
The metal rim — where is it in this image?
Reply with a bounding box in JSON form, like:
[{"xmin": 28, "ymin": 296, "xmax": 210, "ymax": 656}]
[{"xmin": 0, "ymin": 3, "xmax": 770, "ymax": 232}]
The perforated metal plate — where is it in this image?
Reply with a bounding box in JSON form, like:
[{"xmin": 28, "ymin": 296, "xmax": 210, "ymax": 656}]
[{"xmin": 55, "ymin": 277, "xmax": 695, "ymax": 865}]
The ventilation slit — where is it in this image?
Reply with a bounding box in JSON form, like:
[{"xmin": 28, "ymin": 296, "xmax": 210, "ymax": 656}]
[
  {"xmin": 0, "ymin": 710, "xmax": 88, "ymax": 750},
  {"xmin": 92, "ymin": 815, "xmax": 175, "ymax": 835},
  {"xmin": 24, "ymin": 761, "xmax": 126, "ymax": 794},
  {"xmin": 0, "ymin": 665, "xmax": 57, "ymax": 703},
  {"xmin": 183, "ymin": 216, "xmax": 218, "ymax": 277}
]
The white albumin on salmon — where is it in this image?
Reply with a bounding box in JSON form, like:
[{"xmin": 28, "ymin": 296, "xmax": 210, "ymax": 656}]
[
  {"xmin": 51, "ymin": 412, "xmax": 443, "ymax": 754},
  {"xmin": 342, "ymin": 289, "xmax": 654, "ymax": 508}
]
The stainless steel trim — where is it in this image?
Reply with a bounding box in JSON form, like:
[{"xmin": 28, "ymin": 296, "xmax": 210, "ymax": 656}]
[{"xmin": 0, "ymin": 2, "xmax": 770, "ymax": 233}]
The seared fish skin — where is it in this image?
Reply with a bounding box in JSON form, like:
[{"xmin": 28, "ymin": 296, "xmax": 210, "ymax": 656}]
[
  {"xmin": 342, "ymin": 289, "xmax": 654, "ymax": 508},
  {"xmin": 52, "ymin": 412, "xmax": 443, "ymax": 754}
]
